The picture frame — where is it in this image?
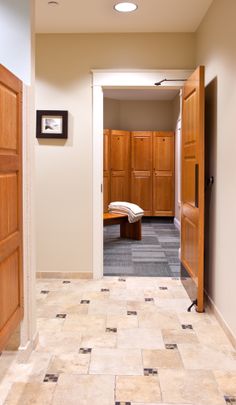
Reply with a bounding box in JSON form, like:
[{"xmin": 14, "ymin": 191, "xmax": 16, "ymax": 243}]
[{"xmin": 36, "ymin": 110, "xmax": 68, "ymax": 139}]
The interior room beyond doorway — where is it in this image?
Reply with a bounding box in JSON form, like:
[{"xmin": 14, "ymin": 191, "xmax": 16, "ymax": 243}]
[{"xmin": 103, "ymin": 87, "xmax": 182, "ymax": 277}]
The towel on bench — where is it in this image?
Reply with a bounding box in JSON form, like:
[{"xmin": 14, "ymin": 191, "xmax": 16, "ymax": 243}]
[{"xmin": 108, "ymin": 201, "xmax": 144, "ymax": 223}]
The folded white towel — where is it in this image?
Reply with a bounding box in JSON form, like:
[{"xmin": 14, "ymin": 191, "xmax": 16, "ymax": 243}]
[{"xmin": 108, "ymin": 201, "xmax": 144, "ymax": 223}]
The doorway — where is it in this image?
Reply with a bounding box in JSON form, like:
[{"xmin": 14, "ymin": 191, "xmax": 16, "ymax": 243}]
[
  {"xmin": 92, "ymin": 69, "xmax": 193, "ymax": 279},
  {"xmin": 103, "ymin": 88, "xmax": 181, "ymax": 277}
]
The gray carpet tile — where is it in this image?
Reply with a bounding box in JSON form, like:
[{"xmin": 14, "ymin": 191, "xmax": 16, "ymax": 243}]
[{"xmin": 104, "ymin": 218, "xmax": 180, "ymax": 277}]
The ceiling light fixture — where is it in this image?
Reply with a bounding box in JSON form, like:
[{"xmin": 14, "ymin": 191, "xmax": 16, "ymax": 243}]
[
  {"xmin": 48, "ymin": 1, "xmax": 59, "ymax": 6},
  {"xmin": 114, "ymin": 2, "xmax": 138, "ymax": 13}
]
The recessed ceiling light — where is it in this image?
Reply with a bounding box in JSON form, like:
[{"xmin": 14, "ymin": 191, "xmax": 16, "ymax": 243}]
[
  {"xmin": 114, "ymin": 2, "xmax": 138, "ymax": 13},
  {"xmin": 48, "ymin": 1, "xmax": 59, "ymax": 6}
]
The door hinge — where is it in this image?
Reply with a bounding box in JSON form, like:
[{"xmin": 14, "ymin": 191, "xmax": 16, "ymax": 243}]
[{"xmin": 101, "ymin": 184, "xmax": 103, "ymax": 193}]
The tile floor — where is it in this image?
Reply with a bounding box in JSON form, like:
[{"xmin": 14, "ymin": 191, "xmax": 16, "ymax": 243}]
[
  {"xmin": 0, "ymin": 277, "xmax": 236, "ymax": 405},
  {"xmin": 104, "ymin": 219, "xmax": 180, "ymax": 277}
]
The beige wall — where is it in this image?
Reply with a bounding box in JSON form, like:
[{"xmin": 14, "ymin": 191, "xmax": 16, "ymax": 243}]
[
  {"xmin": 35, "ymin": 33, "xmax": 195, "ymax": 274},
  {"xmin": 0, "ymin": 0, "xmax": 31, "ymax": 84},
  {"xmin": 104, "ymin": 98, "xmax": 174, "ymax": 131},
  {"xmin": 197, "ymin": 0, "xmax": 236, "ymax": 337}
]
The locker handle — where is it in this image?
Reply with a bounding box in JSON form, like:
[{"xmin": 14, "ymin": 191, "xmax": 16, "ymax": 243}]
[{"xmin": 195, "ymin": 163, "xmax": 199, "ymax": 208}]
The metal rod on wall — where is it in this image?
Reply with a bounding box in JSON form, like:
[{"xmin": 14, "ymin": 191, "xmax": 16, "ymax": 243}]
[{"xmin": 154, "ymin": 78, "xmax": 187, "ymax": 86}]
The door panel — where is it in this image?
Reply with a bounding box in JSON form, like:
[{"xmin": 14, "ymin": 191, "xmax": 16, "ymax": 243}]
[
  {"xmin": 153, "ymin": 132, "xmax": 174, "ymax": 216},
  {"xmin": 110, "ymin": 130, "xmax": 130, "ymax": 202},
  {"xmin": 131, "ymin": 171, "xmax": 152, "ymax": 216},
  {"xmin": 153, "ymin": 172, "xmax": 173, "ymax": 216},
  {"xmin": 181, "ymin": 66, "xmax": 205, "ymax": 312},
  {"xmin": 103, "ymin": 130, "xmax": 110, "ymax": 212},
  {"xmin": 0, "ymin": 65, "xmax": 23, "ymax": 351},
  {"xmin": 131, "ymin": 132, "xmax": 152, "ymax": 214}
]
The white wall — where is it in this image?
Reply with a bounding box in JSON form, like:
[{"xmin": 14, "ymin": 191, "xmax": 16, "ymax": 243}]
[
  {"xmin": 0, "ymin": 0, "xmax": 31, "ymax": 84},
  {"xmin": 197, "ymin": 0, "xmax": 236, "ymax": 337},
  {"xmin": 104, "ymin": 98, "xmax": 174, "ymax": 131},
  {"xmin": 35, "ymin": 33, "xmax": 195, "ymax": 275}
]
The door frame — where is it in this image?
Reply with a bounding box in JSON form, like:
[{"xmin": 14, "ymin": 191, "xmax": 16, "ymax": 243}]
[{"xmin": 91, "ymin": 69, "xmax": 193, "ymax": 279}]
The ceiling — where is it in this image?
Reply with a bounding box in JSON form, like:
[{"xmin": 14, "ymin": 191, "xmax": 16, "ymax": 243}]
[
  {"xmin": 35, "ymin": 0, "xmax": 213, "ymax": 33},
  {"xmin": 103, "ymin": 88, "xmax": 179, "ymax": 101}
]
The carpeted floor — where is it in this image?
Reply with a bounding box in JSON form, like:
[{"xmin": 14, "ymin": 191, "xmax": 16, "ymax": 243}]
[{"xmin": 104, "ymin": 218, "xmax": 180, "ymax": 277}]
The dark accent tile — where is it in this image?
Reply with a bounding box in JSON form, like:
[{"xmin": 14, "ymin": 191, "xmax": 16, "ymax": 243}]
[
  {"xmin": 106, "ymin": 327, "xmax": 117, "ymax": 333},
  {"xmin": 159, "ymin": 286, "xmax": 168, "ymax": 290},
  {"xmin": 225, "ymin": 397, "xmax": 236, "ymax": 404},
  {"xmin": 56, "ymin": 314, "xmax": 67, "ymax": 319},
  {"xmin": 63, "ymin": 280, "xmax": 71, "ymax": 284},
  {"xmin": 118, "ymin": 278, "xmax": 126, "ymax": 282},
  {"xmin": 127, "ymin": 311, "xmax": 137, "ymax": 316},
  {"xmin": 115, "ymin": 403, "xmax": 131, "ymax": 405},
  {"xmin": 144, "ymin": 368, "xmax": 158, "ymax": 376},
  {"xmin": 182, "ymin": 324, "xmax": 193, "ymax": 330},
  {"xmin": 165, "ymin": 343, "xmax": 177, "ymax": 350},
  {"xmin": 172, "ymin": 277, "xmax": 180, "ymax": 280},
  {"xmin": 79, "ymin": 348, "xmax": 92, "ymax": 354},
  {"xmin": 43, "ymin": 374, "xmax": 59, "ymax": 383},
  {"xmin": 145, "ymin": 298, "xmax": 154, "ymax": 302},
  {"xmin": 80, "ymin": 300, "xmax": 90, "ymax": 304},
  {"xmin": 40, "ymin": 290, "xmax": 49, "ymax": 294},
  {"xmin": 101, "ymin": 288, "xmax": 110, "ymax": 292}
]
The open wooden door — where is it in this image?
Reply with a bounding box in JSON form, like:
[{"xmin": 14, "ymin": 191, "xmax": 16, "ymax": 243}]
[
  {"xmin": 0, "ymin": 65, "xmax": 23, "ymax": 351},
  {"xmin": 181, "ymin": 66, "xmax": 205, "ymax": 312}
]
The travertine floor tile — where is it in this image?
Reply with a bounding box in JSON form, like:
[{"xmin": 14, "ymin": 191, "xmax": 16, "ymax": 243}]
[
  {"xmin": 4, "ymin": 382, "xmax": 56, "ymax": 405},
  {"xmin": 35, "ymin": 330, "xmax": 82, "ymax": 354},
  {"xmin": 138, "ymin": 310, "xmax": 181, "ymax": 329},
  {"xmin": 178, "ymin": 343, "xmax": 236, "ymax": 370},
  {"xmin": 62, "ymin": 314, "xmax": 106, "ymax": 333},
  {"xmin": 89, "ymin": 348, "xmax": 143, "ymax": 375},
  {"xmin": 88, "ymin": 299, "xmax": 127, "ymax": 316},
  {"xmin": 106, "ymin": 314, "xmax": 138, "ymax": 329},
  {"xmin": 162, "ymin": 328, "xmax": 199, "ymax": 344},
  {"xmin": 81, "ymin": 331, "xmax": 117, "ymax": 348},
  {"xmin": 53, "ymin": 374, "xmax": 115, "ymax": 405},
  {"xmin": 213, "ymin": 370, "xmax": 236, "ymax": 396},
  {"xmin": 117, "ymin": 328, "xmax": 164, "ymax": 349},
  {"xmin": 143, "ymin": 349, "xmax": 184, "ymax": 369},
  {"xmin": 47, "ymin": 352, "xmax": 90, "ymax": 374},
  {"xmin": 116, "ymin": 375, "xmax": 161, "ymax": 402},
  {"xmin": 159, "ymin": 369, "xmax": 226, "ymax": 405}
]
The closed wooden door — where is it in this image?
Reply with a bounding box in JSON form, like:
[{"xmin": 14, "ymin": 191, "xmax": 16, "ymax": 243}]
[
  {"xmin": 181, "ymin": 66, "xmax": 205, "ymax": 312},
  {"xmin": 0, "ymin": 65, "xmax": 23, "ymax": 351},
  {"xmin": 103, "ymin": 129, "xmax": 110, "ymax": 212},
  {"xmin": 153, "ymin": 132, "xmax": 174, "ymax": 216},
  {"xmin": 110, "ymin": 130, "xmax": 130, "ymax": 202},
  {"xmin": 131, "ymin": 131, "xmax": 152, "ymax": 215}
]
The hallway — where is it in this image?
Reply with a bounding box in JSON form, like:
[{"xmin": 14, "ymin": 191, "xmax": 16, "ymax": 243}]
[{"xmin": 0, "ymin": 277, "xmax": 236, "ymax": 404}]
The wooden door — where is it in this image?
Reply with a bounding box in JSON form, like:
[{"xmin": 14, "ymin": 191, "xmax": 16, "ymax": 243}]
[
  {"xmin": 153, "ymin": 132, "xmax": 174, "ymax": 216},
  {"xmin": 110, "ymin": 130, "xmax": 130, "ymax": 202},
  {"xmin": 181, "ymin": 66, "xmax": 205, "ymax": 312},
  {"xmin": 0, "ymin": 65, "xmax": 23, "ymax": 351},
  {"xmin": 131, "ymin": 131, "xmax": 152, "ymax": 215},
  {"xmin": 103, "ymin": 129, "xmax": 110, "ymax": 212}
]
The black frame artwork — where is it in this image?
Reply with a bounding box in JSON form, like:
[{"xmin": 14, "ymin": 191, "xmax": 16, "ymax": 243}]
[{"xmin": 36, "ymin": 110, "xmax": 68, "ymax": 139}]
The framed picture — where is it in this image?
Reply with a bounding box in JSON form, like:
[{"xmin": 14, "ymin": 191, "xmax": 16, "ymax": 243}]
[{"xmin": 36, "ymin": 110, "xmax": 68, "ymax": 139}]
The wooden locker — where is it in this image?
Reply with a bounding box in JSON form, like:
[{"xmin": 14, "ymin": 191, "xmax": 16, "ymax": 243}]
[
  {"xmin": 103, "ymin": 129, "xmax": 110, "ymax": 212},
  {"xmin": 153, "ymin": 132, "xmax": 174, "ymax": 216},
  {"xmin": 131, "ymin": 131, "xmax": 153, "ymax": 215},
  {"xmin": 110, "ymin": 130, "xmax": 130, "ymax": 202}
]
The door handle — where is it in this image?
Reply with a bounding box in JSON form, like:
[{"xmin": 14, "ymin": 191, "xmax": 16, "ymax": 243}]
[{"xmin": 195, "ymin": 163, "xmax": 199, "ymax": 208}]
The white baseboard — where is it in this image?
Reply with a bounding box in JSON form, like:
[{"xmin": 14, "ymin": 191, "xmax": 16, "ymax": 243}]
[
  {"xmin": 18, "ymin": 331, "xmax": 39, "ymax": 363},
  {"xmin": 205, "ymin": 293, "xmax": 236, "ymax": 350},
  {"xmin": 174, "ymin": 217, "xmax": 180, "ymax": 231}
]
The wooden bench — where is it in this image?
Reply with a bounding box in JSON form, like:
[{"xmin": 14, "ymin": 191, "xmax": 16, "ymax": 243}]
[{"xmin": 103, "ymin": 213, "xmax": 142, "ymax": 241}]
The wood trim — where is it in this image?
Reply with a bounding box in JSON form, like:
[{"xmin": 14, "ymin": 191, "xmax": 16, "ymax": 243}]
[{"xmin": 36, "ymin": 272, "xmax": 93, "ymax": 280}]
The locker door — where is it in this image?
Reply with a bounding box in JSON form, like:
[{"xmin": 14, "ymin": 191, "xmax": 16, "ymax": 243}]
[
  {"xmin": 153, "ymin": 132, "xmax": 175, "ymax": 216},
  {"xmin": 110, "ymin": 130, "xmax": 130, "ymax": 202},
  {"xmin": 131, "ymin": 131, "xmax": 153, "ymax": 215}
]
